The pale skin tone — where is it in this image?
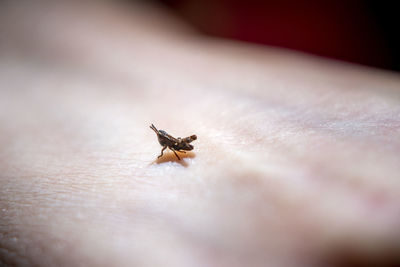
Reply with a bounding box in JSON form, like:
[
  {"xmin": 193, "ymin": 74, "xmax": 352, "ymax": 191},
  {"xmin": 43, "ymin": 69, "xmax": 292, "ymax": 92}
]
[{"xmin": 1, "ymin": 1, "xmax": 400, "ymax": 266}]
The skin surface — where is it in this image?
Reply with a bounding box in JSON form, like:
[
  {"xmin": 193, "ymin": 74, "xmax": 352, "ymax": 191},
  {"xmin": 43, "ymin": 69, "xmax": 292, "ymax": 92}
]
[{"xmin": 1, "ymin": 1, "xmax": 400, "ymax": 266}]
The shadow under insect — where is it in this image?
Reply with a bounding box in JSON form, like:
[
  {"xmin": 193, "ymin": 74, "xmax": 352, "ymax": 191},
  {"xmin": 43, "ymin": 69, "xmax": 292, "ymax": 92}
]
[{"xmin": 154, "ymin": 150, "xmax": 196, "ymax": 167}]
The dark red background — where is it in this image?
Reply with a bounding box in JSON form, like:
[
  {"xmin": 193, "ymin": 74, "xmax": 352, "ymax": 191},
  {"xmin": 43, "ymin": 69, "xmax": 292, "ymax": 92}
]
[{"xmin": 156, "ymin": 0, "xmax": 399, "ymax": 72}]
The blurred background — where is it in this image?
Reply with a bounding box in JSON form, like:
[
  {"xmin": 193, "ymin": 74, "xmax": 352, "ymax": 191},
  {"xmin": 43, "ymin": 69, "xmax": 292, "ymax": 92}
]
[{"xmin": 146, "ymin": 0, "xmax": 399, "ymax": 72}]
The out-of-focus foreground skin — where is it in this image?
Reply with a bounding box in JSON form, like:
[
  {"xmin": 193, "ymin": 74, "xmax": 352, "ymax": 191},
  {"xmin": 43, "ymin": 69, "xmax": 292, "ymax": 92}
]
[{"xmin": 1, "ymin": 1, "xmax": 400, "ymax": 266}]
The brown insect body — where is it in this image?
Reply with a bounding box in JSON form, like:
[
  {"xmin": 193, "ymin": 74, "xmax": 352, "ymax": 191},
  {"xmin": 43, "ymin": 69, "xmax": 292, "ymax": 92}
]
[{"xmin": 150, "ymin": 124, "xmax": 197, "ymax": 160}]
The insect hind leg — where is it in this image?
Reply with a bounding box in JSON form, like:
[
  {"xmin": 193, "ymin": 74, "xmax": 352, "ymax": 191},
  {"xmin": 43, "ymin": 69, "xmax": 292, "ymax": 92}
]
[{"xmin": 170, "ymin": 147, "xmax": 181, "ymax": 160}]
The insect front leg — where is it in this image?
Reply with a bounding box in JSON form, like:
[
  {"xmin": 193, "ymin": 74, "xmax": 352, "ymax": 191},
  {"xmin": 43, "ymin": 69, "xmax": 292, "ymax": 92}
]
[{"xmin": 158, "ymin": 146, "xmax": 167, "ymax": 158}]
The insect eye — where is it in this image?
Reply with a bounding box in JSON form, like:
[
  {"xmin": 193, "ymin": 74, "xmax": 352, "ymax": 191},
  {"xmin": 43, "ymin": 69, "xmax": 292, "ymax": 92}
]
[{"xmin": 159, "ymin": 130, "xmax": 167, "ymax": 135}]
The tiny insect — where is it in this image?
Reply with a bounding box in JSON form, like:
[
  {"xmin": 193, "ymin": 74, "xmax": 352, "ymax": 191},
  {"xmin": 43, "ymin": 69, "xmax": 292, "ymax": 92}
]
[{"xmin": 150, "ymin": 124, "xmax": 197, "ymax": 160}]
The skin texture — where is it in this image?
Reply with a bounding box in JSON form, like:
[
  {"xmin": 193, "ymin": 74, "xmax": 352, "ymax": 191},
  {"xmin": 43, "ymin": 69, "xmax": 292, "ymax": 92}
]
[{"xmin": 1, "ymin": 1, "xmax": 400, "ymax": 266}]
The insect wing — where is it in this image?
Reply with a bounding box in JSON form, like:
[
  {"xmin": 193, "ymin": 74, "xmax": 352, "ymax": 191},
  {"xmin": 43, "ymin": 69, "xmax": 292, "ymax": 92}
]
[{"xmin": 159, "ymin": 130, "xmax": 179, "ymax": 143}]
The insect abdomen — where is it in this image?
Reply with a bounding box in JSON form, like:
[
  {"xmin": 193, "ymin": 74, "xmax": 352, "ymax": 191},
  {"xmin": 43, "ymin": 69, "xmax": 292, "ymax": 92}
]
[{"xmin": 183, "ymin": 135, "xmax": 197, "ymax": 143}]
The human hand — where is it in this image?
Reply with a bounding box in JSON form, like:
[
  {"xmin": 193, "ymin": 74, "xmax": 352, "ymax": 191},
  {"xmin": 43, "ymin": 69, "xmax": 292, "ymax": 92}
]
[{"xmin": 1, "ymin": 1, "xmax": 399, "ymax": 266}]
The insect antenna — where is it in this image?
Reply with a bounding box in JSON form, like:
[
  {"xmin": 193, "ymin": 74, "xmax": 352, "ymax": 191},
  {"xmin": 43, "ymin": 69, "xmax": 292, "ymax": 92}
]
[{"xmin": 150, "ymin": 124, "xmax": 159, "ymax": 134}]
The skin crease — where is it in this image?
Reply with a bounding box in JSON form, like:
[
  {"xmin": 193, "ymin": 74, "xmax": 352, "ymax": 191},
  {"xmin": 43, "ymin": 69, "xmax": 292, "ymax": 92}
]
[{"xmin": 1, "ymin": 1, "xmax": 400, "ymax": 266}]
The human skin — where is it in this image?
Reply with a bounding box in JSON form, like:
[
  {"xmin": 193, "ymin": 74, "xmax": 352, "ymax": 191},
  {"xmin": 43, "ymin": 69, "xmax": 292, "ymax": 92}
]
[{"xmin": 1, "ymin": 1, "xmax": 400, "ymax": 266}]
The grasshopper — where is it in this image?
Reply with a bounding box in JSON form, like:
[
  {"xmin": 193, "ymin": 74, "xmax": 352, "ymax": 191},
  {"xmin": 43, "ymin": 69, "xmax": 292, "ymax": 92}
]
[{"xmin": 150, "ymin": 124, "xmax": 197, "ymax": 160}]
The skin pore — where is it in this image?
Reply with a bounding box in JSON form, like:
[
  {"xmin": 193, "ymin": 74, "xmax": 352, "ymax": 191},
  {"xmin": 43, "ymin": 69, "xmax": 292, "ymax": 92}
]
[{"xmin": 1, "ymin": 1, "xmax": 400, "ymax": 266}]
